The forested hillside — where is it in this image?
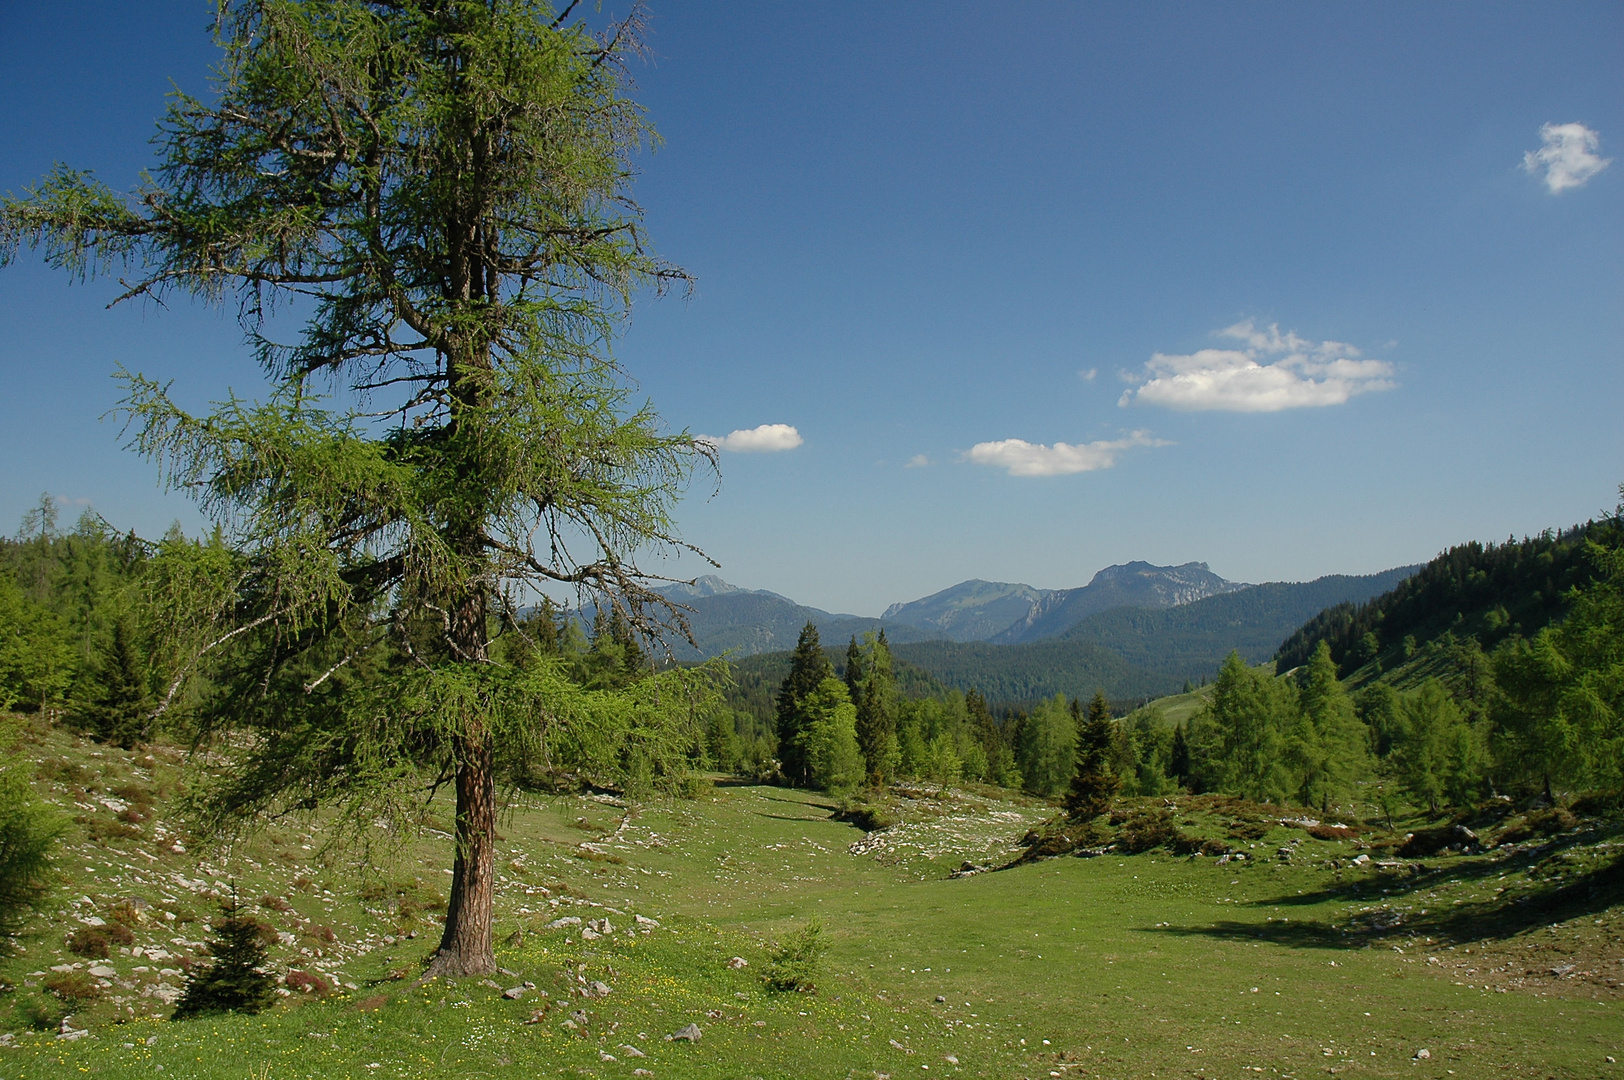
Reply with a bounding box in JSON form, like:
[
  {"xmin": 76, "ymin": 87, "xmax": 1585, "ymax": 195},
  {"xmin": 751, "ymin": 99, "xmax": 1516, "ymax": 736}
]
[
  {"xmin": 1060, "ymin": 566, "xmax": 1418, "ymax": 678},
  {"xmin": 1275, "ymin": 520, "xmax": 1617, "ymax": 679},
  {"xmin": 892, "ymin": 637, "xmax": 1170, "ymax": 704},
  {"xmin": 653, "ymin": 589, "xmax": 931, "ymax": 660}
]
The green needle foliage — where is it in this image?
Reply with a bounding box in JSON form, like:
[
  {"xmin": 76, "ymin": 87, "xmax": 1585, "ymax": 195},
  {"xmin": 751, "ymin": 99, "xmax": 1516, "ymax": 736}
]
[
  {"xmin": 763, "ymin": 917, "xmax": 828, "ymax": 994},
  {"xmin": 171, "ymin": 902, "xmax": 278, "ymax": 1020},
  {"xmin": 2, "ymin": 0, "xmax": 721, "ymax": 977}
]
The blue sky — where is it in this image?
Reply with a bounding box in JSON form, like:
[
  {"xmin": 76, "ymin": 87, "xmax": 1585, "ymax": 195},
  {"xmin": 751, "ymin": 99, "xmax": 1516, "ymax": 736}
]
[{"xmin": 2, "ymin": 2, "xmax": 1620, "ymax": 616}]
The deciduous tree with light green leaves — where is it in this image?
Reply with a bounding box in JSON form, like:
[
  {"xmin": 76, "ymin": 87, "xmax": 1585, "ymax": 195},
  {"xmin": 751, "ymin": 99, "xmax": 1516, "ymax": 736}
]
[
  {"xmin": 795, "ymin": 677, "xmax": 865, "ymax": 795},
  {"xmin": 2, "ymin": 0, "xmax": 721, "ymax": 978},
  {"xmin": 1017, "ymin": 693, "xmax": 1077, "ymax": 797}
]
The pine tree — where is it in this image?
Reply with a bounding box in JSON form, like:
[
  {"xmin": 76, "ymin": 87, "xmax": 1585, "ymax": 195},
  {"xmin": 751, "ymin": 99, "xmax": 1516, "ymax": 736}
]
[
  {"xmin": 844, "ymin": 636, "xmax": 864, "ymax": 705},
  {"xmin": 77, "ymin": 615, "xmax": 154, "ymax": 748},
  {"xmin": 172, "ymin": 901, "xmax": 277, "ymax": 1020},
  {"xmin": 1168, "ymin": 722, "xmax": 1191, "ymax": 787},
  {"xmin": 776, "ymin": 623, "xmax": 833, "ymax": 786},
  {"xmin": 1065, "ymin": 691, "xmax": 1120, "ymax": 819}
]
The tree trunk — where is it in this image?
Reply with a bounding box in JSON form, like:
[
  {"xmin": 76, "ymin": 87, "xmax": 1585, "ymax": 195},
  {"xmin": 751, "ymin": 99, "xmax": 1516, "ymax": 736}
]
[{"xmin": 425, "ymin": 731, "xmax": 497, "ymax": 978}]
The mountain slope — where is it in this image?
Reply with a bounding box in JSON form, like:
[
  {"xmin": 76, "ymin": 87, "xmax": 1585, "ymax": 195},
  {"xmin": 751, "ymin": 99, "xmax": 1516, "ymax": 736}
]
[
  {"xmin": 892, "ymin": 638, "xmax": 1172, "ymax": 706},
  {"xmin": 1059, "ymin": 567, "xmax": 1420, "ymax": 679},
  {"xmin": 657, "ymin": 586, "xmax": 929, "ymax": 660},
  {"xmin": 989, "ymin": 561, "xmax": 1247, "ymax": 643},
  {"xmin": 879, "ymin": 579, "xmax": 1050, "ymax": 642},
  {"xmin": 1274, "ymin": 519, "xmax": 1618, "ymax": 685}
]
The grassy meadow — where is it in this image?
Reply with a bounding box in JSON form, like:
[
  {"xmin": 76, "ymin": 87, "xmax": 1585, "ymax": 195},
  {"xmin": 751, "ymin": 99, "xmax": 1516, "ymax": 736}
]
[{"xmin": 3, "ymin": 716, "xmax": 1620, "ymax": 1080}]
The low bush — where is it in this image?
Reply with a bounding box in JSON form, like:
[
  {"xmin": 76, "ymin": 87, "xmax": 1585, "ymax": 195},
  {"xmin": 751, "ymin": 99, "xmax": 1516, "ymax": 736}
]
[
  {"xmin": 1495, "ymin": 806, "xmax": 1580, "ymax": 846},
  {"xmin": 1115, "ymin": 808, "xmax": 1182, "ymax": 854},
  {"xmin": 43, "ymin": 971, "xmax": 101, "ymax": 1005},
  {"xmin": 284, "ymin": 970, "xmax": 331, "ymax": 996},
  {"xmin": 763, "ymin": 918, "xmax": 827, "ymax": 994},
  {"xmin": 66, "ymin": 927, "xmax": 111, "ymax": 959},
  {"xmin": 1305, "ymin": 824, "xmax": 1357, "ymax": 841}
]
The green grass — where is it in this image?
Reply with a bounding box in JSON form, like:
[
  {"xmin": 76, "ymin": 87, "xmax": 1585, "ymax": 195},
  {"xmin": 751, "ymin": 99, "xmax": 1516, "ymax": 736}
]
[
  {"xmin": 3, "ymin": 717, "xmax": 1621, "ymax": 1078},
  {"xmin": 1136, "ymin": 683, "xmax": 1214, "ymax": 727}
]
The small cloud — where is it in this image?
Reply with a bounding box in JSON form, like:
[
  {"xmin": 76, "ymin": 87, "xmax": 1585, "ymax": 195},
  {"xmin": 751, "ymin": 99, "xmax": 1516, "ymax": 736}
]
[
  {"xmin": 696, "ymin": 423, "xmax": 804, "ymax": 453},
  {"xmin": 905, "ymin": 454, "xmax": 933, "ymax": 468},
  {"xmin": 1119, "ymin": 320, "xmax": 1395, "ymax": 412},
  {"xmin": 1078, "ymin": 368, "xmax": 1097, "ymax": 382},
  {"xmin": 964, "ymin": 430, "xmax": 1168, "ymax": 477},
  {"xmin": 1523, "ymin": 122, "xmax": 1610, "ymax": 193}
]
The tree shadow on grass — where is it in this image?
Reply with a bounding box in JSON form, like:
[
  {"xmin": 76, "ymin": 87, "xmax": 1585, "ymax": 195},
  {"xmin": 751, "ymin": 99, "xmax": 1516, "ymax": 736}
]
[{"xmin": 1150, "ymin": 846, "xmax": 1624, "ymax": 951}]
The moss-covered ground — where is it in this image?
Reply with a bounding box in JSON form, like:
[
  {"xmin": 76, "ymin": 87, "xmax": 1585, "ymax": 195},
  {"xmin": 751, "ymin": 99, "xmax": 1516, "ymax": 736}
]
[{"xmin": 3, "ymin": 716, "xmax": 1620, "ymax": 1079}]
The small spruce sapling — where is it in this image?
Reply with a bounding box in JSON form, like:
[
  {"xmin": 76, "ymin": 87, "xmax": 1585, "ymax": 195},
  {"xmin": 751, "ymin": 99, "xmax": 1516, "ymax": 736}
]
[
  {"xmin": 172, "ymin": 900, "xmax": 278, "ymax": 1019},
  {"xmin": 763, "ymin": 918, "xmax": 827, "ymax": 993}
]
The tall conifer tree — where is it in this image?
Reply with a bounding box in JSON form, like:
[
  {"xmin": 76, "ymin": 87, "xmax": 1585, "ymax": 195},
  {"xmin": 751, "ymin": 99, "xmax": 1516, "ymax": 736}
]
[
  {"xmin": 1065, "ymin": 691, "xmax": 1120, "ymax": 818},
  {"xmin": 776, "ymin": 623, "xmax": 832, "ymax": 786},
  {"xmin": 2, "ymin": 0, "xmax": 720, "ymax": 978}
]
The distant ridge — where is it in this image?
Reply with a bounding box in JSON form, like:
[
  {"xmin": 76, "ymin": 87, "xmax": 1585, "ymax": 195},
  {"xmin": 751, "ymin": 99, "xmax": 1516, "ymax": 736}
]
[
  {"xmin": 879, "ymin": 580, "xmax": 1051, "ymax": 642},
  {"xmin": 891, "ymin": 565, "xmax": 1419, "ymax": 704},
  {"xmin": 988, "ymin": 561, "xmax": 1247, "ymax": 643},
  {"xmin": 652, "ymin": 578, "xmax": 929, "ymax": 660}
]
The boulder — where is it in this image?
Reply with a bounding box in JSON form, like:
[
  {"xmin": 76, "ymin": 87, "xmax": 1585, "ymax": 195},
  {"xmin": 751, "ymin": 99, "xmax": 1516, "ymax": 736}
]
[{"xmin": 666, "ymin": 1023, "xmax": 702, "ymax": 1042}]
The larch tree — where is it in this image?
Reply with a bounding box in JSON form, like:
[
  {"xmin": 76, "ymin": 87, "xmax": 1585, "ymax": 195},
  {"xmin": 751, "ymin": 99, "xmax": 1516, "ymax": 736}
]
[
  {"xmin": 2, "ymin": 0, "xmax": 722, "ymax": 979},
  {"xmin": 854, "ymin": 630, "xmax": 898, "ymax": 786}
]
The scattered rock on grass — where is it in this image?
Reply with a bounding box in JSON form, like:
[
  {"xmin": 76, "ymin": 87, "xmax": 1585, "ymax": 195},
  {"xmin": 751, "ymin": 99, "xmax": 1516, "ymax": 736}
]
[
  {"xmin": 1414, "ymin": 1048, "xmax": 1431, "ymax": 1060},
  {"xmin": 665, "ymin": 1023, "xmax": 702, "ymax": 1042},
  {"xmin": 726, "ymin": 956, "xmax": 748, "ymax": 969}
]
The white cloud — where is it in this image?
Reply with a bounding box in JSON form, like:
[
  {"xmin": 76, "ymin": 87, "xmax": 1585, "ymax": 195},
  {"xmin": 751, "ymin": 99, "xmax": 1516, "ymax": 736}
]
[
  {"xmin": 905, "ymin": 454, "xmax": 932, "ymax": 468},
  {"xmin": 1119, "ymin": 320, "xmax": 1395, "ymax": 412},
  {"xmin": 1523, "ymin": 122, "xmax": 1610, "ymax": 193},
  {"xmin": 1078, "ymin": 368, "xmax": 1097, "ymax": 382},
  {"xmin": 696, "ymin": 423, "xmax": 804, "ymax": 453},
  {"xmin": 964, "ymin": 430, "xmax": 1168, "ymax": 477}
]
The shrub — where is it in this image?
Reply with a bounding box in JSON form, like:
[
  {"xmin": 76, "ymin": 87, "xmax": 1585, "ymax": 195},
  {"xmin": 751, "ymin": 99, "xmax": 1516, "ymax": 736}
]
[
  {"xmin": 763, "ymin": 918, "xmax": 827, "ymax": 993},
  {"xmin": 83, "ymin": 817, "xmax": 142, "ymax": 842},
  {"xmin": 1115, "ymin": 808, "xmax": 1181, "ymax": 854},
  {"xmin": 1496, "ymin": 806, "xmax": 1581, "ymax": 846},
  {"xmin": 171, "ymin": 905, "xmax": 278, "ymax": 1020},
  {"xmin": 1305, "ymin": 824, "xmax": 1358, "ymax": 841},
  {"xmin": 67, "ymin": 927, "xmax": 111, "ymax": 959},
  {"xmin": 106, "ymin": 900, "xmax": 143, "ymax": 928},
  {"xmin": 43, "ymin": 971, "xmax": 101, "ymax": 1005},
  {"xmin": 284, "ymin": 970, "xmax": 330, "ymax": 996},
  {"xmin": 1225, "ymin": 819, "xmax": 1271, "ymax": 841}
]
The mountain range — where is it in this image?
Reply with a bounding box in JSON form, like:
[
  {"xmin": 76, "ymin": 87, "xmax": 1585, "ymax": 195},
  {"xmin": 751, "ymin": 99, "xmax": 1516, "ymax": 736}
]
[{"xmin": 656, "ymin": 560, "xmax": 1416, "ymax": 678}]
